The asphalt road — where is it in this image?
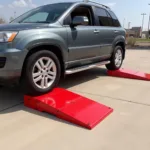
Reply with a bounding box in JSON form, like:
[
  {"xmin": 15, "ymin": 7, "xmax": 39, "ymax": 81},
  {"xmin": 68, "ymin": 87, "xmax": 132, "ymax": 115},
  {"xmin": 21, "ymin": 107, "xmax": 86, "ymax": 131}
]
[{"xmin": 0, "ymin": 49, "xmax": 150, "ymax": 150}]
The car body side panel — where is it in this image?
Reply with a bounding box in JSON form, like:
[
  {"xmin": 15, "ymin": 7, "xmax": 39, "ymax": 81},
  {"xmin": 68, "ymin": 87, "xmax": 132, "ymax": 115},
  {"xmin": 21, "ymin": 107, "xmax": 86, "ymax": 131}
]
[
  {"xmin": 14, "ymin": 27, "xmax": 69, "ymax": 62},
  {"xmin": 66, "ymin": 26, "xmax": 100, "ymax": 61},
  {"xmin": 112, "ymin": 31, "xmax": 126, "ymax": 48},
  {"xmin": 96, "ymin": 26, "xmax": 114, "ymax": 55}
]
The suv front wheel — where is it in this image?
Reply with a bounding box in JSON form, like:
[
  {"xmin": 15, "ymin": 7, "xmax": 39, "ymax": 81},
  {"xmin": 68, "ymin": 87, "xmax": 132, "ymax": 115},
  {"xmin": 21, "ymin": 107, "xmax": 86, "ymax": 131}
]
[
  {"xmin": 22, "ymin": 50, "xmax": 61, "ymax": 96},
  {"xmin": 106, "ymin": 45, "xmax": 123, "ymax": 70}
]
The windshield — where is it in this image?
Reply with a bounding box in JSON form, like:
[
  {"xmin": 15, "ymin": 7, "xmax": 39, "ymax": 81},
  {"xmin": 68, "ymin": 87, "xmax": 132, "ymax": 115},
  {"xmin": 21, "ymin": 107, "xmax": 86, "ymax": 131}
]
[{"xmin": 11, "ymin": 3, "xmax": 73, "ymax": 24}]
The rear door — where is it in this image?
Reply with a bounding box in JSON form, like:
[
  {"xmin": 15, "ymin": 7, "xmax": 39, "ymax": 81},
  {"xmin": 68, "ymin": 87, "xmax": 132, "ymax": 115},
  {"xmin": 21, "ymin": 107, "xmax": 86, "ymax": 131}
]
[
  {"xmin": 93, "ymin": 7, "xmax": 115, "ymax": 56},
  {"xmin": 107, "ymin": 10, "xmax": 122, "ymax": 39}
]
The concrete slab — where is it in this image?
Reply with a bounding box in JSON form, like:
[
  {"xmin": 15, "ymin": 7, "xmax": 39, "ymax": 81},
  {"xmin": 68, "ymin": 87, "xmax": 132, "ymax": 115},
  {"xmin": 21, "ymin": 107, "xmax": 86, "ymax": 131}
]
[
  {"xmin": 0, "ymin": 95, "xmax": 150, "ymax": 150},
  {"xmin": 0, "ymin": 49, "xmax": 150, "ymax": 150}
]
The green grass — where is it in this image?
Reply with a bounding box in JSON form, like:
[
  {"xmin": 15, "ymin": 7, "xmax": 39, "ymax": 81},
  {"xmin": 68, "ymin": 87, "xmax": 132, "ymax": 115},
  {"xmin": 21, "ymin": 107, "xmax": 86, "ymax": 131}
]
[{"xmin": 136, "ymin": 38, "xmax": 150, "ymax": 42}]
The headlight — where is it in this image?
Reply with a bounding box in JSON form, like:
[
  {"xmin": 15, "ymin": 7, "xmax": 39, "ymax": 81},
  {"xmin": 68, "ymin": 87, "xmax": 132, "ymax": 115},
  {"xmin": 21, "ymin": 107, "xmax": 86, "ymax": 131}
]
[{"xmin": 0, "ymin": 32, "xmax": 18, "ymax": 42}]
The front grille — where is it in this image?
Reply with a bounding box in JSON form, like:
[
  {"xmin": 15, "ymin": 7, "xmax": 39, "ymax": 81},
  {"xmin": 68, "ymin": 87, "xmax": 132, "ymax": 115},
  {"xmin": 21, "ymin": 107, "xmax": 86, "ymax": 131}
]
[{"xmin": 0, "ymin": 57, "xmax": 6, "ymax": 68}]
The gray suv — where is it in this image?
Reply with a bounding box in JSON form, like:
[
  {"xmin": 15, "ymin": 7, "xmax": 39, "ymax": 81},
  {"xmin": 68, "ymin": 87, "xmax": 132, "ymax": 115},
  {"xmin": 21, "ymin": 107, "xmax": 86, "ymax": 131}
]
[{"xmin": 0, "ymin": 1, "xmax": 126, "ymax": 95}]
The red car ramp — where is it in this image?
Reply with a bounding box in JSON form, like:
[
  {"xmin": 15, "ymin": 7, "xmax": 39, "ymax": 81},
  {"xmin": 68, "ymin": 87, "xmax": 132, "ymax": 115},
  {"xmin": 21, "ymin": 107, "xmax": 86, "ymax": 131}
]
[
  {"xmin": 24, "ymin": 88, "xmax": 113, "ymax": 130},
  {"xmin": 108, "ymin": 68, "xmax": 150, "ymax": 81}
]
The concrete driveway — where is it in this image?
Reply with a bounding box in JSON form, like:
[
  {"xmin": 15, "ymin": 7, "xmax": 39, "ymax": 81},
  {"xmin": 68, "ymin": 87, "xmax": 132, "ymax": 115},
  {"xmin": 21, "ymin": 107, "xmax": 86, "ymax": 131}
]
[{"xmin": 0, "ymin": 49, "xmax": 150, "ymax": 150}]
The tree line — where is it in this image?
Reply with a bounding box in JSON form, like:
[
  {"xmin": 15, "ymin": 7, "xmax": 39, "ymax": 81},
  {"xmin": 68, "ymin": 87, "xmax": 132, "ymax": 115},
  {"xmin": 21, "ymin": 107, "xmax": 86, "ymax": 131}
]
[{"xmin": 0, "ymin": 16, "xmax": 14, "ymax": 24}]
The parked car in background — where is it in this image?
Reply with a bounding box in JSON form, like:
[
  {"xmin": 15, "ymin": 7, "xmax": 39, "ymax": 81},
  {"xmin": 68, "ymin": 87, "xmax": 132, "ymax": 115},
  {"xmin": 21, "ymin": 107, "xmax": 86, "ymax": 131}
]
[{"xmin": 0, "ymin": 1, "xmax": 126, "ymax": 95}]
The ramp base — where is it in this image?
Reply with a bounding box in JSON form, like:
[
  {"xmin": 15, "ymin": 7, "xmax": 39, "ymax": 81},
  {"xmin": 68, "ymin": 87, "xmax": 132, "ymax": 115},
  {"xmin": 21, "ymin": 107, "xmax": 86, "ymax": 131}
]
[
  {"xmin": 108, "ymin": 68, "xmax": 150, "ymax": 81},
  {"xmin": 24, "ymin": 88, "xmax": 113, "ymax": 130}
]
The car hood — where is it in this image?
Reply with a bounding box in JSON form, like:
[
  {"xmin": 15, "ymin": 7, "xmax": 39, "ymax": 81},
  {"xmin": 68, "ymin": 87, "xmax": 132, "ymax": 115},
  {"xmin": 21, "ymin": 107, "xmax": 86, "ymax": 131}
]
[{"xmin": 0, "ymin": 23, "xmax": 49, "ymax": 31}]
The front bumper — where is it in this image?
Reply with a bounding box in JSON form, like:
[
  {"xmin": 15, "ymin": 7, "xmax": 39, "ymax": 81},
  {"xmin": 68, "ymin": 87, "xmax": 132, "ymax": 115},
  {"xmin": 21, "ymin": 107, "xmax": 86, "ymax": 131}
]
[
  {"xmin": 0, "ymin": 48, "xmax": 28, "ymax": 85},
  {"xmin": 0, "ymin": 69, "xmax": 21, "ymax": 85}
]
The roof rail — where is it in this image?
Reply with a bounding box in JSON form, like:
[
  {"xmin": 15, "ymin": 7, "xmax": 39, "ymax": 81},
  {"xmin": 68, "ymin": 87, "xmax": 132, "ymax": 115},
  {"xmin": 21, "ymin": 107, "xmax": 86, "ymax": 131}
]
[{"xmin": 83, "ymin": 0, "xmax": 110, "ymax": 9}]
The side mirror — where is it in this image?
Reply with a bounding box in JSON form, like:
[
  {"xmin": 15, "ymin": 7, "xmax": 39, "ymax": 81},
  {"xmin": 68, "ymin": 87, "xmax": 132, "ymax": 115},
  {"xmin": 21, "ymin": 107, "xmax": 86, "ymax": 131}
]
[{"xmin": 71, "ymin": 16, "xmax": 89, "ymax": 27}]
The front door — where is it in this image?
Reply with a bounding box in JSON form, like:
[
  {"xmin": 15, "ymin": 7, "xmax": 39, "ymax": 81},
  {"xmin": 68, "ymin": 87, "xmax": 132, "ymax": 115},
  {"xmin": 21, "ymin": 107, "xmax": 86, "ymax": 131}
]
[
  {"xmin": 66, "ymin": 26, "xmax": 100, "ymax": 61},
  {"xmin": 64, "ymin": 5, "xmax": 101, "ymax": 67}
]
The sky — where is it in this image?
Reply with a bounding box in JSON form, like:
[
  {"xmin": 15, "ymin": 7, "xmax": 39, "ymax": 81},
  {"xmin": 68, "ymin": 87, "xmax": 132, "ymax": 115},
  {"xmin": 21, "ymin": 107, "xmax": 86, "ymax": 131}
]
[{"xmin": 0, "ymin": 0, "xmax": 150, "ymax": 31}]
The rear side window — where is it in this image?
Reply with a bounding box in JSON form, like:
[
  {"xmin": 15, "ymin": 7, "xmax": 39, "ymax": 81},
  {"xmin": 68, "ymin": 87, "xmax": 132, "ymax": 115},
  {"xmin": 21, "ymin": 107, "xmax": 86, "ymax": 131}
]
[
  {"xmin": 95, "ymin": 7, "xmax": 120, "ymax": 27},
  {"xmin": 109, "ymin": 10, "xmax": 121, "ymax": 27},
  {"xmin": 106, "ymin": 11, "xmax": 114, "ymax": 26},
  {"xmin": 95, "ymin": 7, "xmax": 110, "ymax": 26}
]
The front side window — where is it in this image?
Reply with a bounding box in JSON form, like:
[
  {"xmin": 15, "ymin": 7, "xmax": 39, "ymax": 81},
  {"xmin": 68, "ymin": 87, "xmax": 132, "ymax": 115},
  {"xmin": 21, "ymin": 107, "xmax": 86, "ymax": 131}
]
[
  {"xmin": 64, "ymin": 6, "xmax": 93, "ymax": 26},
  {"xmin": 11, "ymin": 3, "xmax": 73, "ymax": 23}
]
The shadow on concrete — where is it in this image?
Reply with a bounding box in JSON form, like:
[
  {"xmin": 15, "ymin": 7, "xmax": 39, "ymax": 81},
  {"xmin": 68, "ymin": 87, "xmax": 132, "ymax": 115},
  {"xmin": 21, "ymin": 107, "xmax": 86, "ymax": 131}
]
[
  {"xmin": 0, "ymin": 67, "xmax": 107, "ymax": 128},
  {"xmin": 59, "ymin": 67, "xmax": 107, "ymax": 88}
]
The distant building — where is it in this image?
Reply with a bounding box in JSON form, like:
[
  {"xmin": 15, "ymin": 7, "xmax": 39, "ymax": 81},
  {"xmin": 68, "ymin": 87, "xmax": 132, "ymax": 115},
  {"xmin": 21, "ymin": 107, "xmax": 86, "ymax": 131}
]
[
  {"xmin": 126, "ymin": 29, "xmax": 136, "ymax": 37},
  {"xmin": 131, "ymin": 27, "xmax": 142, "ymax": 38}
]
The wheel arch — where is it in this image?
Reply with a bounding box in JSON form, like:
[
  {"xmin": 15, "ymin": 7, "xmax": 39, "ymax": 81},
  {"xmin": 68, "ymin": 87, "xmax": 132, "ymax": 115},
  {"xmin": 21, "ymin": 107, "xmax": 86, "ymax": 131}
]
[
  {"xmin": 115, "ymin": 41, "xmax": 126, "ymax": 59},
  {"xmin": 21, "ymin": 44, "xmax": 65, "ymax": 81}
]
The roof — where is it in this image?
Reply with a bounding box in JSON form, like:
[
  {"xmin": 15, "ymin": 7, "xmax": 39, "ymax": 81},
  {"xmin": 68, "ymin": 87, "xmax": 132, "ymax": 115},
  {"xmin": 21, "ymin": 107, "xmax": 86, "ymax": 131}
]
[
  {"xmin": 46, "ymin": 1, "xmax": 110, "ymax": 10},
  {"xmin": 40, "ymin": 2, "xmax": 75, "ymax": 8},
  {"xmin": 78, "ymin": 1, "xmax": 110, "ymax": 10}
]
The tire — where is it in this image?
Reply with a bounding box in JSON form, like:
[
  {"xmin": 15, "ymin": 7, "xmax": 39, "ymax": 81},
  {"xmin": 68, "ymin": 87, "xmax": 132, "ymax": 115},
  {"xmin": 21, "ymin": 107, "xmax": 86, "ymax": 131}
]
[
  {"xmin": 21, "ymin": 50, "xmax": 61, "ymax": 96},
  {"xmin": 106, "ymin": 46, "xmax": 123, "ymax": 70}
]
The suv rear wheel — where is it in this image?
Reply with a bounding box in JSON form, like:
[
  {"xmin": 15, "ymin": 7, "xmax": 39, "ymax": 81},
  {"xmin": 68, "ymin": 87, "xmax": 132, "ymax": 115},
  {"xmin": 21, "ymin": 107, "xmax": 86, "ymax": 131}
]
[
  {"xmin": 22, "ymin": 50, "xmax": 61, "ymax": 95},
  {"xmin": 106, "ymin": 45, "xmax": 123, "ymax": 70}
]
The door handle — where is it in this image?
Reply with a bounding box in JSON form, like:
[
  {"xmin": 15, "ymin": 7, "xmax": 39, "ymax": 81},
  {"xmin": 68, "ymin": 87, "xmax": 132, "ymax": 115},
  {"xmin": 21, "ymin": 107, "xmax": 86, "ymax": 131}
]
[
  {"xmin": 114, "ymin": 30, "xmax": 119, "ymax": 33},
  {"xmin": 94, "ymin": 30, "xmax": 100, "ymax": 34}
]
